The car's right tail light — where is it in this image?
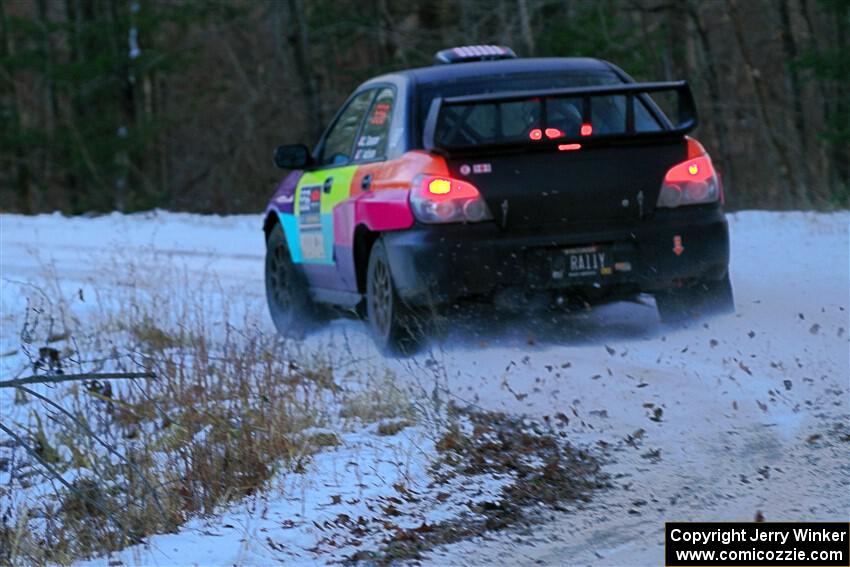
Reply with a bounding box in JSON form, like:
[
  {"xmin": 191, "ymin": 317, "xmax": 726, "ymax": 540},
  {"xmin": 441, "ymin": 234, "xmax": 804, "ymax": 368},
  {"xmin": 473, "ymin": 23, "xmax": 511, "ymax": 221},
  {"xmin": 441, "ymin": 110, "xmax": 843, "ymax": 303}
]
[
  {"xmin": 409, "ymin": 174, "xmax": 494, "ymax": 224},
  {"xmin": 657, "ymin": 137, "xmax": 722, "ymax": 208}
]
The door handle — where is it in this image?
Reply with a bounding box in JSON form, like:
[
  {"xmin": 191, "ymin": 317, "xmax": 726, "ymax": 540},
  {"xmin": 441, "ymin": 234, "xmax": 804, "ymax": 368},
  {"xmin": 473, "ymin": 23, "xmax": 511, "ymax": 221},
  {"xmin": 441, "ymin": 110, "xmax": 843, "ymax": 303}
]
[
  {"xmin": 361, "ymin": 174, "xmax": 372, "ymax": 191},
  {"xmin": 323, "ymin": 177, "xmax": 333, "ymax": 193}
]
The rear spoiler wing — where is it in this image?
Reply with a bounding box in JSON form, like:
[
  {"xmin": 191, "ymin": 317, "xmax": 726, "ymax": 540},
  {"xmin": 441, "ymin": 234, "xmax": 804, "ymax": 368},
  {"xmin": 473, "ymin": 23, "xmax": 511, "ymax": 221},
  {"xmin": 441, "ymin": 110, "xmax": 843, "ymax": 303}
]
[{"xmin": 423, "ymin": 80, "xmax": 698, "ymax": 153}]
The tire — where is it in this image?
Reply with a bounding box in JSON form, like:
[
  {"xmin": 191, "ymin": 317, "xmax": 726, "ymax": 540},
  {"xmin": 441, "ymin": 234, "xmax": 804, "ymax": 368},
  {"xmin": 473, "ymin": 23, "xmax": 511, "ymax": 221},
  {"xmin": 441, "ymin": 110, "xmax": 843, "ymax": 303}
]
[
  {"xmin": 265, "ymin": 224, "xmax": 320, "ymax": 337},
  {"xmin": 655, "ymin": 273, "xmax": 735, "ymax": 322},
  {"xmin": 366, "ymin": 239, "xmax": 424, "ymax": 355}
]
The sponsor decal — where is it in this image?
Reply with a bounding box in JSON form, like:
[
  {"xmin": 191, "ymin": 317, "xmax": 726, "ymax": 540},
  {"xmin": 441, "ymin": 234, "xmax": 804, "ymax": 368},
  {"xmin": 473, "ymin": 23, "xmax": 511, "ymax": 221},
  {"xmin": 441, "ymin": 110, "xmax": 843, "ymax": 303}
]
[
  {"xmin": 472, "ymin": 163, "xmax": 492, "ymax": 174},
  {"xmin": 459, "ymin": 164, "xmax": 471, "ymax": 176},
  {"xmin": 300, "ymin": 231, "xmax": 325, "ymax": 260},
  {"xmin": 357, "ymin": 135, "xmax": 382, "ymax": 147},
  {"xmin": 354, "ymin": 148, "xmax": 377, "ymax": 160},
  {"xmin": 298, "ymin": 186, "xmax": 322, "ymax": 223},
  {"xmin": 298, "ymin": 185, "xmax": 324, "ymax": 260},
  {"xmin": 369, "ymin": 102, "xmax": 391, "ymax": 126}
]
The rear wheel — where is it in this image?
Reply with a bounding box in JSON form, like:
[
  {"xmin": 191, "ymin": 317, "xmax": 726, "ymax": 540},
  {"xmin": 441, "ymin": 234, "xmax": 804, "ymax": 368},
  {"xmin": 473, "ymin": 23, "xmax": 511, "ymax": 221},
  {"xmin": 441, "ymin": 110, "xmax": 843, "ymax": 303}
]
[
  {"xmin": 366, "ymin": 239, "xmax": 424, "ymax": 354},
  {"xmin": 265, "ymin": 224, "xmax": 320, "ymax": 337},
  {"xmin": 655, "ymin": 273, "xmax": 735, "ymax": 322}
]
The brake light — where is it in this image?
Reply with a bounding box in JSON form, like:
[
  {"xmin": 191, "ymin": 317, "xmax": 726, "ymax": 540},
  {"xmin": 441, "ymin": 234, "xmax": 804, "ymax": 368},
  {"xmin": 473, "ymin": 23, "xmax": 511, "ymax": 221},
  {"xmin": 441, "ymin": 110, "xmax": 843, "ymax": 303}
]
[
  {"xmin": 545, "ymin": 127, "xmax": 564, "ymax": 139},
  {"xmin": 529, "ymin": 128, "xmax": 543, "ymax": 141},
  {"xmin": 657, "ymin": 138, "xmax": 721, "ymax": 208},
  {"xmin": 410, "ymin": 175, "xmax": 494, "ymax": 224},
  {"xmin": 580, "ymin": 123, "xmax": 593, "ymax": 136},
  {"xmin": 558, "ymin": 143, "xmax": 581, "ymax": 151}
]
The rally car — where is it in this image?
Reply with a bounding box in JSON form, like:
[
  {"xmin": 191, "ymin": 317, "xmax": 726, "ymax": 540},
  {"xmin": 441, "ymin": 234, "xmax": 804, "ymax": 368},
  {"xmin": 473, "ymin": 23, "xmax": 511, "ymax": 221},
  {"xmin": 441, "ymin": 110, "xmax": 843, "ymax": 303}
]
[{"xmin": 264, "ymin": 45, "xmax": 733, "ymax": 353}]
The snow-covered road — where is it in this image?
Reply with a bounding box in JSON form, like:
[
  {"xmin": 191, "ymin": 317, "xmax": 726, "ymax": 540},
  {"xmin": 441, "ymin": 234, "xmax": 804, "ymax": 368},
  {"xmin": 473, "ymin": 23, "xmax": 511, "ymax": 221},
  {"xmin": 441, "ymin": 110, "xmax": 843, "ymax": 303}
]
[{"xmin": 1, "ymin": 210, "xmax": 848, "ymax": 566}]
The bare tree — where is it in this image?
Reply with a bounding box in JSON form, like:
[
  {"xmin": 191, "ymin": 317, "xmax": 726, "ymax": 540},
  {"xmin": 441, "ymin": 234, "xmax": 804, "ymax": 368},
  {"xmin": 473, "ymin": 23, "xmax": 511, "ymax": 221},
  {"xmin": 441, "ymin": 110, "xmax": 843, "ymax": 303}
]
[{"xmin": 285, "ymin": 0, "xmax": 324, "ymax": 142}]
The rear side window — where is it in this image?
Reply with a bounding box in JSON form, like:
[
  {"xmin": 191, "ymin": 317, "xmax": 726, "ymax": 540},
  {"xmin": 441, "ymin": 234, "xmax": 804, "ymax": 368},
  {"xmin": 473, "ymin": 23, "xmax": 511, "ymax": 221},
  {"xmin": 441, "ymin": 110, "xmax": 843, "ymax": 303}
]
[
  {"xmin": 319, "ymin": 90, "xmax": 375, "ymax": 166},
  {"xmin": 354, "ymin": 87, "xmax": 395, "ymax": 162},
  {"xmin": 436, "ymin": 101, "xmax": 538, "ymax": 146}
]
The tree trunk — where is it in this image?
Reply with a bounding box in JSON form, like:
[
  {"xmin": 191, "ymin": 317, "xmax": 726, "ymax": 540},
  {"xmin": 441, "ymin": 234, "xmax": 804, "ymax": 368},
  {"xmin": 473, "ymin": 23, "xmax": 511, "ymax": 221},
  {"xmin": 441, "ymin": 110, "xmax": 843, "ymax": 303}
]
[
  {"xmin": 798, "ymin": 0, "xmax": 834, "ymax": 197},
  {"xmin": 285, "ymin": 0, "xmax": 324, "ymax": 142},
  {"xmin": 727, "ymin": 0, "xmax": 799, "ymax": 208},
  {"xmin": 35, "ymin": 0, "xmax": 61, "ymax": 212},
  {"xmin": 830, "ymin": 0, "xmax": 849, "ymax": 190},
  {"xmin": 667, "ymin": 2, "xmax": 689, "ymax": 81},
  {"xmin": 778, "ymin": 0, "xmax": 811, "ymax": 206},
  {"xmin": 517, "ymin": 0, "xmax": 535, "ymax": 56},
  {"xmin": 2, "ymin": 0, "xmax": 35, "ymax": 213}
]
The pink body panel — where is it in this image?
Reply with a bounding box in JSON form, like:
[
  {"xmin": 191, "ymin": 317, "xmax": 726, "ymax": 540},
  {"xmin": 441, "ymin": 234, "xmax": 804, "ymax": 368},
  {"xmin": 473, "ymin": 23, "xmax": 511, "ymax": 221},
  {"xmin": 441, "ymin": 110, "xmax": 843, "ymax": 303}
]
[
  {"xmin": 330, "ymin": 152, "xmax": 450, "ymax": 292},
  {"xmin": 358, "ymin": 189, "xmax": 414, "ymax": 230},
  {"xmin": 334, "ymin": 189, "xmax": 413, "ymax": 246}
]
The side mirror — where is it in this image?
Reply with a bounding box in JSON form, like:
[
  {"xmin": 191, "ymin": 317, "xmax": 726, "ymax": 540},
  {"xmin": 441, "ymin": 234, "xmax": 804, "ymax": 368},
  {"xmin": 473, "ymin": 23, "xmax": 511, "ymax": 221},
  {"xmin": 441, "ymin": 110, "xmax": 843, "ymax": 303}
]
[{"xmin": 274, "ymin": 144, "xmax": 312, "ymax": 169}]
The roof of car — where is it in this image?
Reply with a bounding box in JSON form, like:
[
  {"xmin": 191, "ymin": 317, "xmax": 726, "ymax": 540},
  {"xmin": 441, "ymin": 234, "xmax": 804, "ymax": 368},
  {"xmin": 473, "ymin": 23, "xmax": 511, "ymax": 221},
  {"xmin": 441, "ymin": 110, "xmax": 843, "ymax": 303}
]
[{"xmin": 365, "ymin": 57, "xmax": 617, "ymax": 88}]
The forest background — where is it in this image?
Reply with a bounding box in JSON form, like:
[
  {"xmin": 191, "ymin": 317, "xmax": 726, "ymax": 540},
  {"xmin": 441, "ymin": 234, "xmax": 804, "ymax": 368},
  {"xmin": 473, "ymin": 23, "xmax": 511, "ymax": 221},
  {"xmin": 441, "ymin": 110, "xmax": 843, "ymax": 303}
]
[{"xmin": 2, "ymin": 0, "xmax": 848, "ymax": 214}]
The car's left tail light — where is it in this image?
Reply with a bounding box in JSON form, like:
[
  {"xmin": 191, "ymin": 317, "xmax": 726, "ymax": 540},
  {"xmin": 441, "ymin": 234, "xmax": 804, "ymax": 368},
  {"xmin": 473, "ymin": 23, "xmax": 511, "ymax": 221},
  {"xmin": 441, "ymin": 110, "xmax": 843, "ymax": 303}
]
[
  {"xmin": 409, "ymin": 175, "xmax": 494, "ymax": 223},
  {"xmin": 657, "ymin": 138, "xmax": 722, "ymax": 208}
]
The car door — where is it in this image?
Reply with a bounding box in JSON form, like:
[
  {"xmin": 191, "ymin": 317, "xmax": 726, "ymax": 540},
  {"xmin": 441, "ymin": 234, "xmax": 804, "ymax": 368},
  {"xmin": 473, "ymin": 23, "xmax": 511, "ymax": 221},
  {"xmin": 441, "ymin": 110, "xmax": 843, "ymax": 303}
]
[{"xmin": 295, "ymin": 89, "xmax": 376, "ymax": 266}]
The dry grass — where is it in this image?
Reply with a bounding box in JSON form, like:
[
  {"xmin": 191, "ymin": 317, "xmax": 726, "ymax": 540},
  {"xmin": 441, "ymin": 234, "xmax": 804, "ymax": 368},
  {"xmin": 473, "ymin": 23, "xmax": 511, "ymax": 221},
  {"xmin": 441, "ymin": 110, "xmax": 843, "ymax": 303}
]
[{"xmin": 0, "ymin": 261, "xmax": 408, "ymax": 566}]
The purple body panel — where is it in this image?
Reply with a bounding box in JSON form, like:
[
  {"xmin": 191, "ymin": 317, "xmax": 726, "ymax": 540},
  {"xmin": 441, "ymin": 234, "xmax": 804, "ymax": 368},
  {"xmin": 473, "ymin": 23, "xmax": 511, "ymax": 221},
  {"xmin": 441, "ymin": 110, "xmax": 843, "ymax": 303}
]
[
  {"xmin": 265, "ymin": 170, "xmax": 302, "ymax": 216},
  {"xmin": 334, "ymin": 245, "xmax": 358, "ymax": 291},
  {"xmin": 302, "ymin": 263, "xmax": 347, "ymax": 290}
]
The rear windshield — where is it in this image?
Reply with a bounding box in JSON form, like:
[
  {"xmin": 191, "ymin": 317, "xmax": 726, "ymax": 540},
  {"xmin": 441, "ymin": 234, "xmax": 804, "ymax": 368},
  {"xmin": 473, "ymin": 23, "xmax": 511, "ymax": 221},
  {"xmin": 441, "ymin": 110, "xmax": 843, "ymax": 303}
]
[{"xmin": 418, "ymin": 70, "xmax": 665, "ymax": 148}]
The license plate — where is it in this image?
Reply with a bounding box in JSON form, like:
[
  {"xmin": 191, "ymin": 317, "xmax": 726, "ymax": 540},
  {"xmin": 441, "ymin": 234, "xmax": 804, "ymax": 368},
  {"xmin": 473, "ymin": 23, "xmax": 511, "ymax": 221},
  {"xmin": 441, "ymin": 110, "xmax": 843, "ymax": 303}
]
[{"xmin": 552, "ymin": 246, "xmax": 613, "ymax": 279}]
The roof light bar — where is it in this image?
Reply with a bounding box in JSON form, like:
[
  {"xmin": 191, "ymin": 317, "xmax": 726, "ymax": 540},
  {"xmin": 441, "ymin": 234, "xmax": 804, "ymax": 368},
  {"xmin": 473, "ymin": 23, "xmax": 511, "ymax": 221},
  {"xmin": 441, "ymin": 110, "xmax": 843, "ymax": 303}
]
[{"xmin": 433, "ymin": 45, "xmax": 517, "ymax": 65}]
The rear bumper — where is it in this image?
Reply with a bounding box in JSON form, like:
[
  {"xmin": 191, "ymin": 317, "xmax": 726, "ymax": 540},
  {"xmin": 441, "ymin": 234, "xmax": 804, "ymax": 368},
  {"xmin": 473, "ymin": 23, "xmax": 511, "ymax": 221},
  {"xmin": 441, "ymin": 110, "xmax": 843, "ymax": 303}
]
[{"xmin": 382, "ymin": 205, "xmax": 730, "ymax": 305}]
